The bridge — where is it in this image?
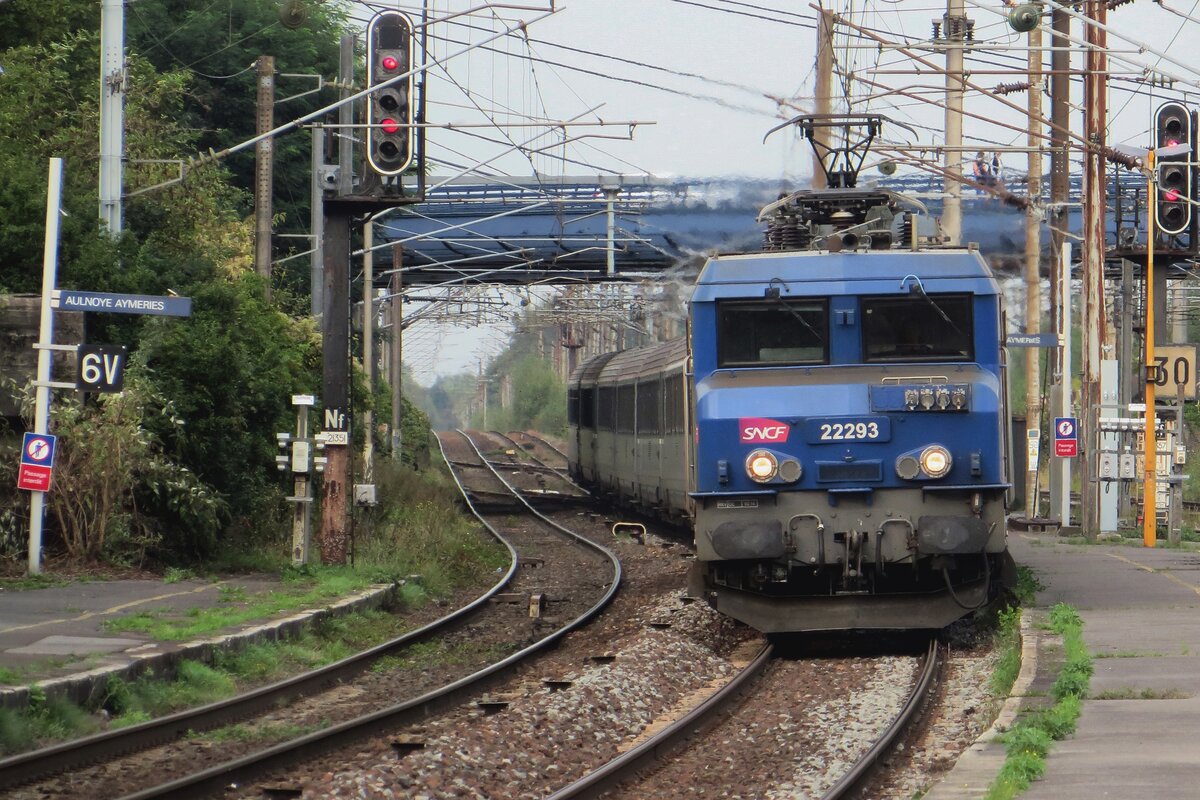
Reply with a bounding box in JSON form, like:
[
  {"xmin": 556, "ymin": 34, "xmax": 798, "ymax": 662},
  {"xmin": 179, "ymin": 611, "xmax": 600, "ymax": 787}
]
[{"xmin": 374, "ymin": 172, "xmax": 1150, "ymax": 287}]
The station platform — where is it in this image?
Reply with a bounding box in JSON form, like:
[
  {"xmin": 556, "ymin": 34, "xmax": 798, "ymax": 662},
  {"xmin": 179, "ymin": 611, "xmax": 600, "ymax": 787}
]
[
  {"xmin": 0, "ymin": 575, "xmax": 394, "ymax": 710},
  {"xmin": 929, "ymin": 531, "xmax": 1200, "ymax": 799}
]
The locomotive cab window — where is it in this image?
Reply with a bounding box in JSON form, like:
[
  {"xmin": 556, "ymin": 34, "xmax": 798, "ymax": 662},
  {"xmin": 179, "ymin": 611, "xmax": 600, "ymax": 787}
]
[
  {"xmin": 717, "ymin": 299, "xmax": 828, "ymax": 367},
  {"xmin": 862, "ymin": 293, "xmax": 974, "ymax": 363}
]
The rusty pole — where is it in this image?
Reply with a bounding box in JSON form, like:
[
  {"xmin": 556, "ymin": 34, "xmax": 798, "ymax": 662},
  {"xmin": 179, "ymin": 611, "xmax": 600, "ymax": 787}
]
[{"xmin": 1081, "ymin": 0, "xmax": 1108, "ymax": 539}]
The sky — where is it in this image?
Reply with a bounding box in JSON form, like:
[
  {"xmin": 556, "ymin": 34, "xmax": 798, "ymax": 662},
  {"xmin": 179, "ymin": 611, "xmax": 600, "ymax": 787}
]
[{"xmin": 354, "ymin": 0, "xmax": 1200, "ymax": 383}]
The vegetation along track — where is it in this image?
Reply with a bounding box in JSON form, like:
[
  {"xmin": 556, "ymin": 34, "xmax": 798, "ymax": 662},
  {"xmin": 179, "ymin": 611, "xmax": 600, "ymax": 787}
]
[
  {"xmin": 550, "ymin": 638, "xmax": 939, "ymax": 799},
  {"xmin": 0, "ymin": 430, "xmax": 620, "ymax": 800}
]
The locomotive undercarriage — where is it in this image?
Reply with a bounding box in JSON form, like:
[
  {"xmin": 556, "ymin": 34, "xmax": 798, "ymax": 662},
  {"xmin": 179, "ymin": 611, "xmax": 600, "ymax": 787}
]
[{"xmin": 689, "ymin": 489, "xmax": 1014, "ymax": 632}]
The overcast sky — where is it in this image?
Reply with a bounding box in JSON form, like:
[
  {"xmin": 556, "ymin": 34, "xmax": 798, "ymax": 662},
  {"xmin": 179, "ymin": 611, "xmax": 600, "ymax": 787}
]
[{"xmin": 378, "ymin": 0, "xmax": 1200, "ymax": 382}]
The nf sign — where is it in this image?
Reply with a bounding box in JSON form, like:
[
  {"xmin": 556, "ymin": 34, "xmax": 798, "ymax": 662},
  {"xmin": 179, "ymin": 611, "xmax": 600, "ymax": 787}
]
[
  {"xmin": 322, "ymin": 407, "xmax": 349, "ymax": 446},
  {"xmin": 76, "ymin": 345, "xmax": 127, "ymax": 393}
]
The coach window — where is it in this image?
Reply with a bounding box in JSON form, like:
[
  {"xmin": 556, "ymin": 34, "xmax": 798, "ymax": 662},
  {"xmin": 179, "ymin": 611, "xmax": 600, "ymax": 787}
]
[
  {"xmin": 861, "ymin": 294, "xmax": 974, "ymax": 362},
  {"xmin": 598, "ymin": 386, "xmax": 616, "ymax": 431},
  {"xmin": 580, "ymin": 387, "xmax": 596, "ymax": 429},
  {"xmin": 636, "ymin": 378, "xmax": 662, "ymax": 435},
  {"xmin": 717, "ymin": 298, "xmax": 828, "ymax": 367},
  {"xmin": 617, "ymin": 383, "xmax": 636, "ymax": 434}
]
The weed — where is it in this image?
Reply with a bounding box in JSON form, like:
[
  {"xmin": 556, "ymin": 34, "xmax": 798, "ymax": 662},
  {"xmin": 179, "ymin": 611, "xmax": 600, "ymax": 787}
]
[
  {"xmin": 985, "ymin": 604, "xmax": 1091, "ymax": 800},
  {"xmin": 1013, "ymin": 566, "xmax": 1042, "ymax": 606},
  {"xmin": 1093, "ymin": 687, "xmax": 1190, "ymax": 700},
  {"xmin": 162, "ymin": 567, "xmax": 194, "ymax": 584}
]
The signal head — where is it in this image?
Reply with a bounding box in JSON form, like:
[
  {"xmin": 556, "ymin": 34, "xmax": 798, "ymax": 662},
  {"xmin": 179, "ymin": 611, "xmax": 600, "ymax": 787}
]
[{"xmin": 365, "ymin": 10, "xmax": 416, "ymax": 177}]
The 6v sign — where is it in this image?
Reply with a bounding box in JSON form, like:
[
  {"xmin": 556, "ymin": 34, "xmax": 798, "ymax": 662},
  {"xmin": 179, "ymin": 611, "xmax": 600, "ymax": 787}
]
[{"xmin": 77, "ymin": 345, "xmax": 127, "ymax": 393}]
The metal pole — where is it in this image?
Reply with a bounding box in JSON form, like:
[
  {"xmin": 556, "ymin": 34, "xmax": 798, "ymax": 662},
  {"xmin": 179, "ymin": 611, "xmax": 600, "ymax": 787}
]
[
  {"xmin": 605, "ymin": 189, "xmax": 618, "ymax": 276},
  {"xmin": 1024, "ymin": 20, "xmax": 1043, "ymax": 521},
  {"xmin": 99, "ymin": 0, "xmax": 124, "ymax": 233},
  {"xmin": 942, "ymin": 0, "xmax": 966, "ymax": 246},
  {"xmin": 363, "ymin": 220, "xmax": 374, "ymax": 483},
  {"xmin": 1144, "ymin": 152, "xmax": 1158, "ymax": 548},
  {"xmin": 29, "ymin": 158, "xmax": 65, "ymax": 575},
  {"xmin": 1081, "ymin": 0, "xmax": 1107, "ymax": 540},
  {"xmin": 812, "ymin": 9, "xmax": 834, "ymax": 190},
  {"xmin": 338, "ymin": 35, "xmax": 355, "ymax": 195},
  {"xmin": 391, "ymin": 246, "xmax": 403, "ymax": 463},
  {"xmin": 310, "ymin": 126, "xmax": 325, "ymax": 316},
  {"xmin": 1059, "ymin": 242, "xmax": 1073, "ymax": 527},
  {"xmin": 1047, "ymin": 2, "xmax": 1071, "ymax": 522},
  {"xmin": 320, "ymin": 211, "xmax": 350, "ymax": 565},
  {"xmin": 292, "ymin": 403, "xmax": 311, "ymax": 566},
  {"xmin": 255, "ymin": 55, "xmax": 275, "ymax": 298}
]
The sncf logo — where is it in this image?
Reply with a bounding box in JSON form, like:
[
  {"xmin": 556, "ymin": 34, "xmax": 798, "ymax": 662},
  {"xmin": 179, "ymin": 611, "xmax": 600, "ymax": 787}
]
[{"xmin": 740, "ymin": 417, "xmax": 789, "ymax": 443}]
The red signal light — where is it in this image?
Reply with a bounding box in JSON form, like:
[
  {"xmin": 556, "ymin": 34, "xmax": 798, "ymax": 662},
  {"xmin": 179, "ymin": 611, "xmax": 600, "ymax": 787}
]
[
  {"xmin": 1165, "ymin": 189, "xmax": 1181, "ymax": 202},
  {"xmin": 382, "ymin": 55, "xmax": 399, "ymax": 71},
  {"xmin": 381, "ymin": 118, "xmax": 401, "ymax": 135}
]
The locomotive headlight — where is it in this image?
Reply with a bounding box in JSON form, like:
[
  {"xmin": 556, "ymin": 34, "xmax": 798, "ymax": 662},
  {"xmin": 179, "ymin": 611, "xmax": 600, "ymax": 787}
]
[
  {"xmin": 919, "ymin": 445, "xmax": 952, "ymax": 478},
  {"xmin": 746, "ymin": 450, "xmax": 779, "ymax": 482}
]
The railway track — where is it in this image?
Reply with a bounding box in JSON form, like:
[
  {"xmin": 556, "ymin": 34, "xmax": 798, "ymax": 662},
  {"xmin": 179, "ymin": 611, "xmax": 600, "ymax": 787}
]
[
  {"xmin": 1, "ymin": 430, "xmax": 620, "ymax": 800},
  {"xmin": 1035, "ymin": 490, "xmax": 1200, "ymax": 515},
  {"xmin": 548, "ymin": 638, "xmax": 939, "ymax": 800}
]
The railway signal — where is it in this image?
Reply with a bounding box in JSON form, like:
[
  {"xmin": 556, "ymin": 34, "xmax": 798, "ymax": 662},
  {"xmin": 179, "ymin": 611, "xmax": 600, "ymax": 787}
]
[
  {"xmin": 365, "ymin": 11, "xmax": 415, "ymax": 177},
  {"xmin": 1153, "ymin": 101, "xmax": 1191, "ymax": 235}
]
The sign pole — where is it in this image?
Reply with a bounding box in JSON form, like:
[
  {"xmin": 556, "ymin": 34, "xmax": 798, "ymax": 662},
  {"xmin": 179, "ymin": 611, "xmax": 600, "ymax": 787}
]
[
  {"xmin": 29, "ymin": 158, "xmax": 65, "ymax": 575},
  {"xmin": 1144, "ymin": 151, "xmax": 1157, "ymax": 548}
]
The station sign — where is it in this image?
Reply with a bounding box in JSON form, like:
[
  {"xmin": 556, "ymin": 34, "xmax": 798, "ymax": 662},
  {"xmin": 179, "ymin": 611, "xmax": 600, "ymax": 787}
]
[
  {"xmin": 56, "ymin": 290, "xmax": 192, "ymax": 317},
  {"xmin": 1005, "ymin": 333, "xmax": 1059, "ymax": 348}
]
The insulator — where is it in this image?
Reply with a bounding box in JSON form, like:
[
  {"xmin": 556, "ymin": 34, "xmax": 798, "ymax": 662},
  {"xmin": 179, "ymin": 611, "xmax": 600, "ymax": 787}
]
[
  {"xmin": 1101, "ymin": 147, "xmax": 1142, "ymax": 171},
  {"xmin": 931, "ymin": 21, "xmax": 941, "ymax": 39},
  {"xmin": 1107, "ymin": 0, "xmax": 1134, "ymax": 8},
  {"xmin": 780, "ymin": 216, "xmax": 802, "ymax": 251},
  {"xmin": 900, "ymin": 214, "xmax": 915, "ymax": 248},
  {"xmin": 992, "ymin": 81, "xmax": 1031, "ymax": 96}
]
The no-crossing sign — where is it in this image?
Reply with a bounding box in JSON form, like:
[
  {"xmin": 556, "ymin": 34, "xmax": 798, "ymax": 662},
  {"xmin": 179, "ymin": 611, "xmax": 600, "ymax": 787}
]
[
  {"xmin": 17, "ymin": 432, "xmax": 57, "ymax": 492},
  {"xmin": 1054, "ymin": 416, "xmax": 1078, "ymax": 458}
]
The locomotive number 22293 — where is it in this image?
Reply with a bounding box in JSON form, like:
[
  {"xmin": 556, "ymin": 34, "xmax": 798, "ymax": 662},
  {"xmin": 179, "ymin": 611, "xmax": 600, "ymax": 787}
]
[
  {"xmin": 820, "ymin": 422, "xmax": 879, "ymax": 440},
  {"xmin": 805, "ymin": 417, "xmax": 891, "ymax": 443}
]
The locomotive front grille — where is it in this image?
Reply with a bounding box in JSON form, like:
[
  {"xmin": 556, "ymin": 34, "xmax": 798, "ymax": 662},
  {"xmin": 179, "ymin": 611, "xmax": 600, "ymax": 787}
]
[{"xmin": 815, "ymin": 461, "xmax": 882, "ymax": 482}]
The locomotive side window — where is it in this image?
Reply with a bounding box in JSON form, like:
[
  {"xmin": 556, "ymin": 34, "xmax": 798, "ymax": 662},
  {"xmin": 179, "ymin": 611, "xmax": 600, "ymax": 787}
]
[
  {"xmin": 716, "ymin": 299, "xmax": 828, "ymax": 367},
  {"xmin": 567, "ymin": 388, "xmax": 579, "ymax": 425},
  {"xmin": 861, "ymin": 294, "xmax": 974, "ymax": 362}
]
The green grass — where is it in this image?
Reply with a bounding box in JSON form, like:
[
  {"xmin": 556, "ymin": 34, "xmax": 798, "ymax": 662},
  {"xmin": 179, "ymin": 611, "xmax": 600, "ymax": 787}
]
[
  {"xmin": 0, "ymin": 573, "xmax": 72, "ymax": 591},
  {"xmin": 1093, "ymin": 687, "xmax": 1189, "ymax": 700},
  {"xmin": 985, "ymin": 603, "xmax": 1092, "ymax": 800},
  {"xmin": 0, "ymin": 461, "xmax": 509, "ymax": 755},
  {"xmin": 191, "ymin": 719, "xmax": 329, "ymax": 744},
  {"xmin": 100, "ymin": 575, "xmax": 379, "ymax": 641}
]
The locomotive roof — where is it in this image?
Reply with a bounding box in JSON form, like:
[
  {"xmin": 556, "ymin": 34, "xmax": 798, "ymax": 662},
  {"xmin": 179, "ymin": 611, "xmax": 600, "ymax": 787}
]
[{"xmin": 692, "ymin": 248, "xmax": 999, "ymax": 301}]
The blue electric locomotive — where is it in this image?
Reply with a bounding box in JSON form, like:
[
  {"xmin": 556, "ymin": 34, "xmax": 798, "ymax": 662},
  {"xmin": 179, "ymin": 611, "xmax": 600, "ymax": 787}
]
[{"xmin": 567, "ymin": 116, "xmax": 1014, "ymax": 632}]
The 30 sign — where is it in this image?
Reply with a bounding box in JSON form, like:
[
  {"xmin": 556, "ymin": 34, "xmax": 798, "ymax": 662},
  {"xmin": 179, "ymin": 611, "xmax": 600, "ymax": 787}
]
[
  {"xmin": 1147, "ymin": 345, "xmax": 1197, "ymax": 401},
  {"xmin": 76, "ymin": 344, "xmax": 127, "ymax": 393}
]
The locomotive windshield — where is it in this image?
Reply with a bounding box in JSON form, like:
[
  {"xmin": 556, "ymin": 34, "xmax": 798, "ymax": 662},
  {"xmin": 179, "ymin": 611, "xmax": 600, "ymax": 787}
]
[
  {"xmin": 861, "ymin": 293, "xmax": 974, "ymax": 362},
  {"xmin": 717, "ymin": 299, "xmax": 827, "ymax": 367}
]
